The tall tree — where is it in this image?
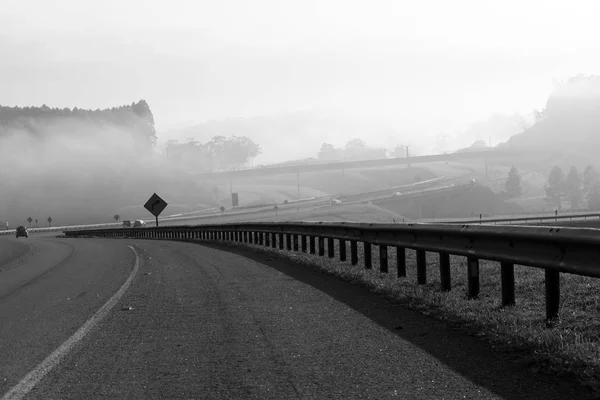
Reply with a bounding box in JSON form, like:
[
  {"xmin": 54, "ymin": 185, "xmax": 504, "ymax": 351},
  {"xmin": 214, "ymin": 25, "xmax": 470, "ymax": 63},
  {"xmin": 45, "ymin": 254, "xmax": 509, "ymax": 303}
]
[
  {"xmin": 564, "ymin": 166, "xmax": 583, "ymax": 209},
  {"xmin": 345, "ymin": 138, "xmax": 367, "ymax": 150},
  {"xmin": 589, "ymin": 182, "xmax": 600, "ymax": 210},
  {"xmin": 545, "ymin": 166, "xmax": 565, "ymax": 209},
  {"xmin": 206, "ymin": 135, "xmax": 261, "ymax": 170},
  {"xmin": 505, "ymin": 166, "xmax": 522, "ymax": 198}
]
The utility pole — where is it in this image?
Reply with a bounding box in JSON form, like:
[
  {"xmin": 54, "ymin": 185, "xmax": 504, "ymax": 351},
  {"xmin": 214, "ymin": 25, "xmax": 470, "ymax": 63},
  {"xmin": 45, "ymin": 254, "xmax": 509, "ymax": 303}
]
[{"xmin": 296, "ymin": 172, "xmax": 300, "ymax": 197}]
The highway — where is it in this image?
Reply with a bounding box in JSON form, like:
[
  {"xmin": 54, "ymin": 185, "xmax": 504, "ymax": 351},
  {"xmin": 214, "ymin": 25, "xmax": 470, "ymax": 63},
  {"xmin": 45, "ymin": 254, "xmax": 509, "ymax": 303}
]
[
  {"xmin": 0, "ymin": 234, "xmax": 593, "ymax": 399},
  {"xmin": 193, "ymin": 149, "xmax": 519, "ymax": 180}
]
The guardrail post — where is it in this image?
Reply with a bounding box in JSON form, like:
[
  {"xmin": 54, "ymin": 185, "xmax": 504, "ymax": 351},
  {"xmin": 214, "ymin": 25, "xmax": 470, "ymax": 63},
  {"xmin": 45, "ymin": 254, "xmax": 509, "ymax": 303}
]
[
  {"xmin": 467, "ymin": 257, "xmax": 480, "ymax": 299},
  {"xmin": 440, "ymin": 252, "xmax": 451, "ymax": 291},
  {"xmin": 350, "ymin": 240, "xmax": 358, "ymax": 265},
  {"xmin": 265, "ymin": 232, "xmax": 270, "ymax": 247},
  {"xmin": 301, "ymin": 235, "xmax": 307, "ymax": 252},
  {"xmin": 339, "ymin": 239, "xmax": 346, "ymax": 261},
  {"xmin": 310, "ymin": 236, "xmax": 316, "ymax": 254},
  {"xmin": 416, "ymin": 250, "xmax": 427, "ymax": 284},
  {"xmin": 318, "ymin": 237, "xmax": 325, "ymax": 256},
  {"xmin": 272, "ymin": 233, "xmax": 277, "ymax": 248},
  {"xmin": 500, "ymin": 262, "xmax": 515, "ymax": 306},
  {"xmin": 364, "ymin": 242, "xmax": 372, "ymax": 269},
  {"xmin": 327, "ymin": 238, "xmax": 335, "ymax": 258},
  {"xmin": 379, "ymin": 245, "xmax": 388, "ymax": 273},
  {"xmin": 545, "ymin": 270, "xmax": 560, "ymax": 321},
  {"xmin": 279, "ymin": 233, "xmax": 284, "ymax": 249},
  {"xmin": 245, "ymin": 231, "xmax": 249, "ymax": 243},
  {"xmin": 293, "ymin": 235, "xmax": 299, "ymax": 251},
  {"xmin": 286, "ymin": 234, "xmax": 292, "ymax": 250},
  {"xmin": 257, "ymin": 232, "xmax": 263, "ymax": 245},
  {"xmin": 397, "ymin": 247, "xmax": 406, "ymax": 277}
]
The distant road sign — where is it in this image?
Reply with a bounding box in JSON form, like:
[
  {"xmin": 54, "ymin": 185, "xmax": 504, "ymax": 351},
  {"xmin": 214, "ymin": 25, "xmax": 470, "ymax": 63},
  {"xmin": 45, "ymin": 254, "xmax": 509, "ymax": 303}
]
[
  {"xmin": 232, "ymin": 192, "xmax": 239, "ymax": 207},
  {"xmin": 144, "ymin": 193, "xmax": 168, "ymax": 218}
]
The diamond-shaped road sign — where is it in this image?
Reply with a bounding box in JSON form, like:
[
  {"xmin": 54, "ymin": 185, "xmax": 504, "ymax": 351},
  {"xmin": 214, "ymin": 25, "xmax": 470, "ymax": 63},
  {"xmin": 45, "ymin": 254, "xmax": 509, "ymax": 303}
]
[{"xmin": 144, "ymin": 193, "xmax": 168, "ymax": 221}]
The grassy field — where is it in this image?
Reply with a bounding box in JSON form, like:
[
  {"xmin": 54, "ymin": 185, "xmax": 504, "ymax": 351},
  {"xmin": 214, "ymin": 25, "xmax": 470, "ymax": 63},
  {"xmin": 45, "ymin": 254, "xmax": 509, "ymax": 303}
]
[{"xmin": 203, "ymin": 236, "xmax": 600, "ymax": 394}]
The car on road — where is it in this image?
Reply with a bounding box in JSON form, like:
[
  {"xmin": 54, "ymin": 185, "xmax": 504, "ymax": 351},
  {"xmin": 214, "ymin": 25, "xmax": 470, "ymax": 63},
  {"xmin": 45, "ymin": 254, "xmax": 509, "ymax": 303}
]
[
  {"xmin": 15, "ymin": 226, "xmax": 28, "ymax": 238},
  {"xmin": 392, "ymin": 192, "xmax": 402, "ymax": 197},
  {"xmin": 133, "ymin": 220, "xmax": 146, "ymax": 228}
]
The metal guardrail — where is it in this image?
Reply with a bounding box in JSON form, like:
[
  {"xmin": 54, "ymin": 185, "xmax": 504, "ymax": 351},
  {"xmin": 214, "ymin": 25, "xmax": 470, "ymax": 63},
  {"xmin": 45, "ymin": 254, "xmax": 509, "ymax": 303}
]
[
  {"xmin": 63, "ymin": 221, "xmax": 600, "ymax": 321},
  {"xmin": 438, "ymin": 212, "xmax": 600, "ymax": 225}
]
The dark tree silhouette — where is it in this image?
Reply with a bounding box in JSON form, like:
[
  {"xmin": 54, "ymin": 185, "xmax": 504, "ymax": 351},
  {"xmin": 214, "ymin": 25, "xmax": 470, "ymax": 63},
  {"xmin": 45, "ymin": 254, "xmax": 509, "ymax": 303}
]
[
  {"xmin": 506, "ymin": 166, "xmax": 522, "ymax": 198},
  {"xmin": 564, "ymin": 166, "xmax": 583, "ymax": 209}
]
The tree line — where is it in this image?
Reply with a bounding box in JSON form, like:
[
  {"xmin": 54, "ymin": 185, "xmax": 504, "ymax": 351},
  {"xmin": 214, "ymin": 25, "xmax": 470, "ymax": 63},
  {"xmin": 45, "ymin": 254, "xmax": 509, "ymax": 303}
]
[
  {"xmin": 167, "ymin": 135, "xmax": 262, "ymax": 171},
  {"xmin": 544, "ymin": 165, "xmax": 600, "ymax": 210},
  {"xmin": 0, "ymin": 100, "xmax": 157, "ymax": 148},
  {"xmin": 506, "ymin": 164, "xmax": 600, "ymax": 210}
]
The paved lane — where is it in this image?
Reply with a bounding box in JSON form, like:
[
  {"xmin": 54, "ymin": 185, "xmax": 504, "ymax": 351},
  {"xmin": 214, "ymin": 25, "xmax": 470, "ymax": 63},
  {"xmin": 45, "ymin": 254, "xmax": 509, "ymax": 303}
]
[
  {"xmin": 0, "ymin": 235, "xmax": 135, "ymax": 398},
  {"xmin": 2, "ymin": 238, "xmax": 590, "ymax": 399}
]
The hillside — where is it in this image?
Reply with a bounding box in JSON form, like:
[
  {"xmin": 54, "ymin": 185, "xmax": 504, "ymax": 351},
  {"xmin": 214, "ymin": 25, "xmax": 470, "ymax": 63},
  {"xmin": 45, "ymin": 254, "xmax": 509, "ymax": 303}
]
[{"xmin": 498, "ymin": 75, "xmax": 600, "ymax": 170}]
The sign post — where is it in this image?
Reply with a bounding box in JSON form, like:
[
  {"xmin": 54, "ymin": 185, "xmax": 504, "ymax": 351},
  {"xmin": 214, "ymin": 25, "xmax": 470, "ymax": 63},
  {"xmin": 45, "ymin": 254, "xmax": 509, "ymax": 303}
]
[
  {"xmin": 27, "ymin": 216, "xmax": 32, "ymax": 227},
  {"xmin": 143, "ymin": 193, "xmax": 168, "ymax": 227}
]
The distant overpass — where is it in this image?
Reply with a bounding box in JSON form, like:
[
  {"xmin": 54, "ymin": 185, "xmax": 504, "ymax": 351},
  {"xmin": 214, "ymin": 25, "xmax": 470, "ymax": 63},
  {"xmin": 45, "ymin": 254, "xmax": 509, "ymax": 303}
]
[{"xmin": 194, "ymin": 149, "xmax": 521, "ymax": 180}]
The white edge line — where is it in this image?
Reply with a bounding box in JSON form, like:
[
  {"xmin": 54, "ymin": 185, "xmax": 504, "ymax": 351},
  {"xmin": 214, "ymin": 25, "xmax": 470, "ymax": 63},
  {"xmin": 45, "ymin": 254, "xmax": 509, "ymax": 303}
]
[{"xmin": 1, "ymin": 244, "xmax": 141, "ymax": 400}]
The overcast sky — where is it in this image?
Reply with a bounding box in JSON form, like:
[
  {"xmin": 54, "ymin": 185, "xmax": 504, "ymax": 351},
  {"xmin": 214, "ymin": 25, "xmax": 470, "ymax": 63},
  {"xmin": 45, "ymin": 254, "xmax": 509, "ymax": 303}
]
[{"xmin": 1, "ymin": 0, "xmax": 599, "ymax": 142}]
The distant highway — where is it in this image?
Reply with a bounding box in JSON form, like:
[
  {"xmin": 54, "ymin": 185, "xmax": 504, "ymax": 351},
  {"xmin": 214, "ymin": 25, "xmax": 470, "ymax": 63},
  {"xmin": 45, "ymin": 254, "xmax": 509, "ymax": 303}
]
[
  {"xmin": 0, "ymin": 234, "xmax": 589, "ymax": 399},
  {"xmin": 194, "ymin": 149, "xmax": 522, "ymax": 179}
]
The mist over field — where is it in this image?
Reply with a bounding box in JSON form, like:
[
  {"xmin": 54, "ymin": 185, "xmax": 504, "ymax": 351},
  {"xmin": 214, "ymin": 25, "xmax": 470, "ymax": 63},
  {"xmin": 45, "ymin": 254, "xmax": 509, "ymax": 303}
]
[
  {"xmin": 2, "ymin": 1, "xmax": 600, "ymax": 225},
  {"xmin": 0, "ymin": 106, "xmax": 220, "ymax": 227}
]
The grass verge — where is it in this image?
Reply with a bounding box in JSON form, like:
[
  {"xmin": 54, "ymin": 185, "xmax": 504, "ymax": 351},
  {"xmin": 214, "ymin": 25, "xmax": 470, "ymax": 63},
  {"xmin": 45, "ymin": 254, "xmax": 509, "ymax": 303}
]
[{"xmin": 209, "ymin": 237, "xmax": 600, "ymax": 394}]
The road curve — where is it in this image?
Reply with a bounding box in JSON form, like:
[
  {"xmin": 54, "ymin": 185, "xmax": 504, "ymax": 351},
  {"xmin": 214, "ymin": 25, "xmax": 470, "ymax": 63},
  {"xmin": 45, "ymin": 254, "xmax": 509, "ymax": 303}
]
[{"xmin": 1, "ymin": 236, "xmax": 594, "ymax": 399}]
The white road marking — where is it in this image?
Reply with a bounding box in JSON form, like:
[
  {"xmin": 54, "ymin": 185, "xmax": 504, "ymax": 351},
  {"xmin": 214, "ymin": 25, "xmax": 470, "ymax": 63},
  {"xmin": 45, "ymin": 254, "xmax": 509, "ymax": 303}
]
[{"xmin": 1, "ymin": 245, "xmax": 141, "ymax": 400}]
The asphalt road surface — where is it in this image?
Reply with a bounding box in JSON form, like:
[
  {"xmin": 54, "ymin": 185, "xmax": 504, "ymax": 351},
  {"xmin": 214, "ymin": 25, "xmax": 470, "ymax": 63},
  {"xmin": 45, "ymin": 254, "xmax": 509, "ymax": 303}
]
[{"xmin": 0, "ymin": 234, "xmax": 595, "ymax": 399}]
